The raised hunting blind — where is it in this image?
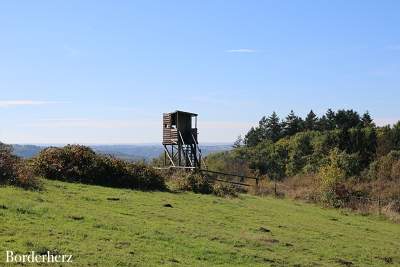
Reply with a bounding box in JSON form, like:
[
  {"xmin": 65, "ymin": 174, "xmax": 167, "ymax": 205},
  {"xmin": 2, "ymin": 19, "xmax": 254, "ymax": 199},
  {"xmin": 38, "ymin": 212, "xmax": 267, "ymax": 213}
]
[{"xmin": 162, "ymin": 110, "xmax": 204, "ymax": 169}]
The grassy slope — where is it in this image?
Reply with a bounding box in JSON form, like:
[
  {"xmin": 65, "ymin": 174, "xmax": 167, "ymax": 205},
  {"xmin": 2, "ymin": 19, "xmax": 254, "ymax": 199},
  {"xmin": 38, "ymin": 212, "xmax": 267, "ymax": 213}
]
[{"xmin": 0, "ymin": 180, "xmax": 399, "ymax": 267}]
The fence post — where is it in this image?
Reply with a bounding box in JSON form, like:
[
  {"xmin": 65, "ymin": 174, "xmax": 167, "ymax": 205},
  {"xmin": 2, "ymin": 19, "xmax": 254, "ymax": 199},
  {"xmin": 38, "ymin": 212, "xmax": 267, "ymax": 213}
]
[{"xmin": 274, "ymin": 181, "xmax": 277, "ymax": 197}]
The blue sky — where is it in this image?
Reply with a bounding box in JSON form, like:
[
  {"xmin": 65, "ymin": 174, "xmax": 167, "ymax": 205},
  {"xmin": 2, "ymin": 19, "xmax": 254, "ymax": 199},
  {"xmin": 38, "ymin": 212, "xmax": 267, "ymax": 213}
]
[{"xmin": 1, "ymin": 1, "xmax": 399, "ymax": 144}]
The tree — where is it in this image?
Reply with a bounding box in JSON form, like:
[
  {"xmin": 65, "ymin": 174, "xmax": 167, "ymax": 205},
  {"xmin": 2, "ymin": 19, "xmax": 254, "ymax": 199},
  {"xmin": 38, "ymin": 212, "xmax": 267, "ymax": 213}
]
[
  {"xmin": 335, "ymin": 109, "xmax": 361, "ymax": 130},
  {"xmin": 265, "ymin": 112, "xmax": 283, "ymax": 142},
  {"xmin": 244, "ymin": 127, "xmax": 262, "ymax": 147},
  {"xmin": 285, "ymin": 132, "xmax": 314, "ymax": 176},
  {"xmin": 317, "ymin": 115, "xmax": 330, "ymax": 131},
  {"xmin": 283, "ymin": 110, "xmax": 303, "ymax": 137},
  {"xmin": 325, "ymin": 109, "xmax": 336, "ymax": 130},
  {"xmin": 258, "ymin": 116, "xmax": 269, "ymax": 140},
  {"xmin": 376, "ymin": 126, "xmax": 394, "ymax": 157},
  {"xmin": 304, "ymin": 110, "xmax": 318, "ymax": 131},
  {"xmin": 233, "ymin": 135, "xmax": 244, "ymax": 148},
  {"xmin": 244, "ymin": 112, "xmax": 283, "ymax": 146},
  {"xmin": 346, "ymin": 127, "xmax": 376, "ymax": 168},
  {"xmin": 392, "ymin": 121, "xmax": 400, "ymax": 151},
  {"xmin": 362, "ymin": 111, "xmax": 374, "ymax": 128},
  {"xmin": 248, "ymin": 141, "xmax": 286, "ymax": 180}
]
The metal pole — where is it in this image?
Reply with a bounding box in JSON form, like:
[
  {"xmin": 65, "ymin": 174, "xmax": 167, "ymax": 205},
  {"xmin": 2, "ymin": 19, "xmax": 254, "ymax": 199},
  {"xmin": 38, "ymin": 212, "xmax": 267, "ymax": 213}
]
[{"xmin": 178, "ymin": 144, "xmax": 181, "ymax": 166}]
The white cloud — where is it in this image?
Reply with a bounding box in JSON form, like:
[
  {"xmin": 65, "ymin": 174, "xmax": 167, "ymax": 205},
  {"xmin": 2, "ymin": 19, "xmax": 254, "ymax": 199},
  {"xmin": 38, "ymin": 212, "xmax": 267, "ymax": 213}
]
[
  {"xmin": 0, "ymin": 100, "xmax": 67, "ymax": 108},
  {"xmin": 225, "ymin": 49, "xmax": 257, "ymax": 53},
  {"xmin": 23, "ymin": 119, "xmax": 159, "ymax": 129}
]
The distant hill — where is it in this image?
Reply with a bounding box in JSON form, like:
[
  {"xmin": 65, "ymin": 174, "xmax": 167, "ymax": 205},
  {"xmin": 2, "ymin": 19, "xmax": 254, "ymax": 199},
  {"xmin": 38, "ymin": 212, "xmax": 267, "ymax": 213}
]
[
  {"xmin": 11, "ymin": 144, "xmax": 44, "ymax": 158},
  {"xmin": 11, "ymin": 144, "xmax": 232, "ymax": 161}
]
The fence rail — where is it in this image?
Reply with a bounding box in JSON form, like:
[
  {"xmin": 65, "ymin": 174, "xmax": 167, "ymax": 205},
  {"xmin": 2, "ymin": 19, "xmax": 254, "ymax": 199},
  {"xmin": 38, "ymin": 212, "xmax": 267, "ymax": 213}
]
[{"xmin": 200, "ymin": 169, "xmax": 259, "ymax": 187}]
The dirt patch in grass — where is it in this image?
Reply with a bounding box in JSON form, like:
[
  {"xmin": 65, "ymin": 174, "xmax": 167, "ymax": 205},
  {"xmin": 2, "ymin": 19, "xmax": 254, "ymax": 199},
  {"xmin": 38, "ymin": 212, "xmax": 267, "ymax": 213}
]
[
  {"xmin": 69, "ymin": 215, "xmax": 84, "ymax": 221},
  {"xmin": 115, "ymin": 241, "xmax": 130, "ymax": 249},
  {"xmin": 376, "ymin": 256, "xmax": 394, "ymax": 264},
  {"xmin": 258, "ymin": 226, "xmax": 271, "ymax": 233},
  {"xmin": 336, "ymin": 258, "xmax": 353, "ymax": 266}
]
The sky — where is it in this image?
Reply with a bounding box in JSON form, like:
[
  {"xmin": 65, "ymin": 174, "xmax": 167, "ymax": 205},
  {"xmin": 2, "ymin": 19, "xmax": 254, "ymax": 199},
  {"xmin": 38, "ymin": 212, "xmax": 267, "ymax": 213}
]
[{"xmin": 0, "ymin": 1, "xmax": 400, "ymax": 144}]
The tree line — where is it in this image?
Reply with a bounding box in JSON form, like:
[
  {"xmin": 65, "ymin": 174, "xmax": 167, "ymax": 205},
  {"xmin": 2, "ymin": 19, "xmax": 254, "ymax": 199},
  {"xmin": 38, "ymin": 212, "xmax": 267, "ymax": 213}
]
[
  {"xmin": 243, "ymin": 109, "xmax": 376, "ymax": 146},
  {"xmin": 207, "ymin": 109, "xmax": 400, "ymax": 208}
]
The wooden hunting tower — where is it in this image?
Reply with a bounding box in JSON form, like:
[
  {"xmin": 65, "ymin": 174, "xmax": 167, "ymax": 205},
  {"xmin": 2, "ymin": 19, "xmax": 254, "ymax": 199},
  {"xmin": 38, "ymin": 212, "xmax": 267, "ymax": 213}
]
[{"xmin": 162, "ymin": 110, "xmax": 203, "ymax": 169}]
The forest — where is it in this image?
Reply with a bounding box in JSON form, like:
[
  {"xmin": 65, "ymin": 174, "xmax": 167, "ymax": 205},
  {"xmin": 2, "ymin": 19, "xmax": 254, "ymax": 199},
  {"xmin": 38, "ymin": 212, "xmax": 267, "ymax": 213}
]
[{"xmin": 207, "ymin": 109, "xmax": 400, "ymax": 216}]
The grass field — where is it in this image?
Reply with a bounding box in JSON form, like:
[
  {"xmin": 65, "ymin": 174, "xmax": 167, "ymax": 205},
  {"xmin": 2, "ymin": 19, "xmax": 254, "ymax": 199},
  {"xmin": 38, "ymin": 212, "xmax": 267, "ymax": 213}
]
[{"xmin": 0, "ymin": 180, "xmax": 399, "ymax": 266}]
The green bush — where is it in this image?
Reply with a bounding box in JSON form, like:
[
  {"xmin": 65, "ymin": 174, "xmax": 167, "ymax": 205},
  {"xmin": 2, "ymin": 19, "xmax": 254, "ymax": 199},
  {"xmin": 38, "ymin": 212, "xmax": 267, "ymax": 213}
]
[{"xmin": 32, "ymin": 145, "xmax": 166, "ymax": 190}]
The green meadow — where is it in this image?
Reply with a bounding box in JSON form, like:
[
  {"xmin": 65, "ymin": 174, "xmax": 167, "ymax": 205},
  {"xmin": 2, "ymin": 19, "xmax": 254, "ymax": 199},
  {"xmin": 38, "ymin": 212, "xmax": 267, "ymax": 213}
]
[{"xmin": 0, "ymin": 179, "xmax": 399, "ymax": 267}]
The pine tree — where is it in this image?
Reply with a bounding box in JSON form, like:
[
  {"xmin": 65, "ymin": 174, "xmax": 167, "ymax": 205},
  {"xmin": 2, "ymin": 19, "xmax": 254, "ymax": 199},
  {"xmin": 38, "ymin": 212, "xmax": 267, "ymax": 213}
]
[
  {"xmin": 265, "ymin": 112, "xmax": 283, "ymax": 142},
  {"xmin": 258, "ymin": 116, "xmax": 269, "ymax": 140},
  {"xmin": 393, "ymin": 121, "xmax": 400, "ymax": 150},
  {"xmin": 233, "ymin": 135, "xmax": 244, "ymax": 148},
  {"xmin": 304, "ymin": 110, "xmax": 318, "ymax": 131},
  {"xmin": 325, "ymin": 109, "xmax": 336, "ymax": 130},
  {"xmin": 335, "ymin": 109, "xmax": 361, "ymax": 130},
  {"xmin": 362, "ymin": 111, "xmax": 374, "ymax": 127},
  {"xmin": 284, "ymin": 110, "xmax": 303, "ymax": 136},
  {"xmin": 244, "ymin": 127, "xmax": 262, "ymax": 147},
  {"xmin": 317, "ymin": 115, "xmax": 329, "ymax": 131}
]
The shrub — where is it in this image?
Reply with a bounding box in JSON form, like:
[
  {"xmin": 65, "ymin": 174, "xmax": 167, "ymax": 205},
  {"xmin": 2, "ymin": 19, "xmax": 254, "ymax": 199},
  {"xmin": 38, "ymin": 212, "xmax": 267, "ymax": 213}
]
[
  {"xmin": 0, "ymin": 143, "xmax": 39, "ymax": 189},
  {"xmin": 382, "ymin": 200, "xmax": 400, "ymax": 223},
  {"xmin": 124, "ymin": 163, "xmax": 166, "ymax": 190},
  {"xmin": 15, "ymin": 161, "xmax": 40, "ymax": 189},
  {"xmin": 318, "ymin": 149, "xmax": 348, "ymax": 207},
  {"xmin": 0, "ymin": 143, "xmax": 18, "ymax": 184},
  {"xmin": 32, "ymin": 145, "xmax": 166, "ymax": 190},
  {"xmin": 319, "ymin": 149, "xmax": 346, "ymax": 186},
  {"xmin": 366, "ymin": 150, "xmax": 400, "ymax": 181},
  {"xmin": 391, "ymin": 160, "xmax": 400, "ymax": 181},
  {"xmin": 173, "ymin": 172, "xmax": 213, "ymax": 194},
  {"xmin": 282, "ymin": 174, "xmax": 320, "ymax": 201},
  {"xmin": 33, "ymin": 145, "xmax": 101, "ymax": 184},
  {"xmin": 212, "ymin": 182, "xmax": 239, "ymax": 198}
]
